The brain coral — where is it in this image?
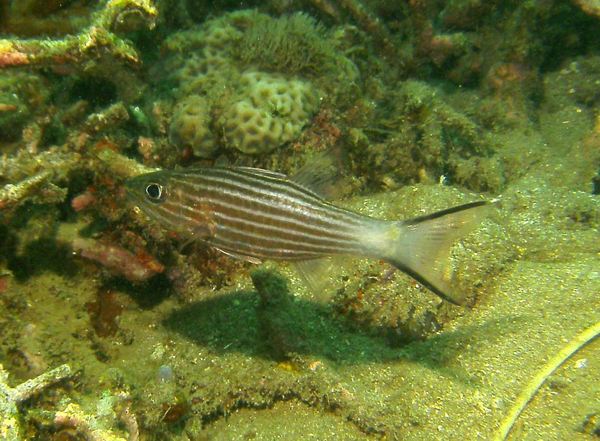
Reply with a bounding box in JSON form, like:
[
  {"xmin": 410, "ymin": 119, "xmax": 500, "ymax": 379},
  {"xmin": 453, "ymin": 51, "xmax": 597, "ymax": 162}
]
[
  {"xmin": 160, "ymin": 9, "xmax": 357, "ymax": 157},
  {"xmin": 218, "ymin": 71, "xmax": 319, "ymax": 154},
  {"xmin": 169, "ymin": 95, "xmax": 217, "ymax": 158}
]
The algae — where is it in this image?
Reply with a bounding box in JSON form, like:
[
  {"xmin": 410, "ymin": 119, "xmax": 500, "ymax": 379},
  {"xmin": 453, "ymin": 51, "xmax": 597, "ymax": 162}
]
[
  {"xmin": 0, "ymin": 0, "xmax": 599, "ymax": 440},
  {"xmin": 232, "ymin": 11, "xmax": 340, "ymax": 77}
]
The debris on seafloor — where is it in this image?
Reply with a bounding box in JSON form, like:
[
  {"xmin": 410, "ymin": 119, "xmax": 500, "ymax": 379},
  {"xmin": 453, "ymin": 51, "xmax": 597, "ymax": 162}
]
[
  {"xmin": 1, "ymin": 361, "xmax": 140, "ymax": 441},
  {"xmin": 581, "ymin": 412, "xmax": 600, "ymax": 436},
  {"xmin": 493, "ymin": 321, "xmax": 600, "ymax": 441},
  {"xmin": 0, "ymin": 363, "xmax": 72, "ymax": 441},
  {"xmin": 53, "ymin": 393, "xmax": 140, "ymax": 441},
  {"xmin": 71, "ymin": 236, "xmax": 165, "ymax": 283},
  {"xmin": 83, "ymin": 102, "xmax": 131, "ymax": 136}
]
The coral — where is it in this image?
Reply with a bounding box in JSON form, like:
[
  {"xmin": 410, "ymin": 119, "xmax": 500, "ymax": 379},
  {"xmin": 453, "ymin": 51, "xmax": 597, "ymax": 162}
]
[
  {"xmin": 169, "ymin": 95, "xmax": 217, "ymax": 159},
  {"xmin": 349, "ymin": 80, "xmax": 500, "ymax": 192},
  {"xmin": 0, "ymin": 1, "xmax": 156, "ymax": 105},
  {"xmin": 162, "ymin": 12, "xmax": 245, "ymax": 98},
  {"xmin": 0, "ymin": 363, "xmax": 72, "ymax": 441},
  {"xmin": 71, "ymin": 236, "xmax": 164, "ymax": 283},
  {"xmin": 96, "ymin": 148, "xmax": 156, "ymax": 179},
  {"xmin": 83, "ymin": 102, "xmax": 130, "ymax": 135},
  {"xmin": 53, "ymin": 392, "xmax": 139, "ymax": 441},
  {"xmin": 158, "ymin": 9, "xmax": 360, "ymax": 158},
  {"xmin": 0, "ymin": 0, "xmax": 157, "ymax": 69},
  {"xmin": 165, "ymin": 10, "xmax": 351, "ymax": 83},
  {"xmin": 233, "ymin": 12, "xmax": 340, "ymax": 77},
  {"xmin": 219, "ymin": 71, "xmax": 319, "ymax": 155},
  {"xmin": 0, "ymin": 0, "xmax": 91, "ymax": 37},
  {"xmin": 1, "ymin": 2, "xmax": 600, "ymax": 440},
  {"xmin": 0, "ymin": 71, "xmax": 48, "ymax": 142},
  {"xmin": 335, "ymin": 0, "xmax": 396, "ymax": 56},
  {"xmin": 306, "ymin": 0, "xmax": 395, "ymax": 57},
  {"xmin": 0, "ymin": 171, "xmax": 68, "ymax": 212}
]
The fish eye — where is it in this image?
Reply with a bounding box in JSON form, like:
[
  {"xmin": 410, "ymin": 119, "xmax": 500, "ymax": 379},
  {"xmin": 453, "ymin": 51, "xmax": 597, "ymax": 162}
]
[{"xmin": 145, "ymin": 183, "xmax": 164, "ymax": 202}]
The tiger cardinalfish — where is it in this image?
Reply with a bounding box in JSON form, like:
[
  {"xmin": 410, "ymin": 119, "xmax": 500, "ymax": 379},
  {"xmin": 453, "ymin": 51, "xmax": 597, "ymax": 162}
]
[{"xmin": 124, "ymin": 166, "xmax": 488, "ymax": 305}]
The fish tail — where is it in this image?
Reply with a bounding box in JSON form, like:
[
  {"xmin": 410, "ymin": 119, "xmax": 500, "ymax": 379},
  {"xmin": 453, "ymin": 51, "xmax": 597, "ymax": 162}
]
[{"xmin": 384, "ymin": 201, "xmax": 489, "ymax": 305}]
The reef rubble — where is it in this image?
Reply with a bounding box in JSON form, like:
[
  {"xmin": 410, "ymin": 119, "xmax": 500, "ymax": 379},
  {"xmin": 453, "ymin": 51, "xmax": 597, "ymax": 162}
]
[
  {"xmin": 0, "ymin": 363, "xmax": 72, "ymax": 441},
  {"xmin": 0, "ymin": 0, "xmax": 598, "ymax": 439}
]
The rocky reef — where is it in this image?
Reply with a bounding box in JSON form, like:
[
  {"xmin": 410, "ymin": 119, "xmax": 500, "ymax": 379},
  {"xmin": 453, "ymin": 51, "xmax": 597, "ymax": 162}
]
[{"xmin": 0, "ymin": 0, "xmax": 599, "ymax": 439}]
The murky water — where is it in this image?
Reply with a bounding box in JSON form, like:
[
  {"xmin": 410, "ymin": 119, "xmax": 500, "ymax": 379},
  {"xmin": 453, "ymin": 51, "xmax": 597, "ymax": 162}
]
[{"xmin": 0, "ymin": 1, "xmax": 598, "ymax": 440}]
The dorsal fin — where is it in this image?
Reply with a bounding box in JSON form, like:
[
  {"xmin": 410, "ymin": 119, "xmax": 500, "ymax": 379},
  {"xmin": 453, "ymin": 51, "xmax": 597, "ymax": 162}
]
[
  {"xmin": 290, "ymin": 148, "xmax": 348, "ymax": 200},
  {"xmin": 234, "ymin": 167, "xmax": 288, "ymax": 180}
]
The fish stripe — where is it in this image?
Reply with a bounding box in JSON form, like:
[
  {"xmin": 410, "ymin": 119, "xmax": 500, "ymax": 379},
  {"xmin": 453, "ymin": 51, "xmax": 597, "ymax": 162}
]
[
  {"xmin": 175, "ymin": 168, "xmax": 326, "ymax": 206},
  {"xmin": 169, "ymin": 174, "xmax": 364, "ymax": 230},
  {"xmin": 209, "ymin": 230, "xmax": 341, "ymax": 259},
  {"xmin": 213, "ymin": 223, "xmax": 361, "ymax": 256},
  {"xmin": 129, "ymin": 166, "xmax": 376, "ymax": 260},
  {"xmin": 150, "ymin": 200, "xmax": 198, "ymax": 231},
  {"xmin": 209, "ymin": 205, "xmax": 361, "ymax": 248},
  {"xmin": 182, "ymin": 191, "xmax": 362, "ymax": 244},
  {"xmin": 159, "ymin": 199, "xmax": 205, "ymax": 223},
  {"xmin": 211, "ymin": 210, "xmax": 364, "ymax": 254},
  {"xmin": 166, "ymin": 188, "xmax": 365, "ymax": 252},
  {"xmin": 169, "ymin": 168, "xmax": 363, "ymax": 223}
]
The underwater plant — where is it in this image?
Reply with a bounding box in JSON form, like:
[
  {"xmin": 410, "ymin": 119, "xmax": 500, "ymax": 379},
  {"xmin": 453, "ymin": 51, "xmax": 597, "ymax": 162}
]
[{"xmin": 232, "ymin": 11, "xmax": 339, "ymax": 77}]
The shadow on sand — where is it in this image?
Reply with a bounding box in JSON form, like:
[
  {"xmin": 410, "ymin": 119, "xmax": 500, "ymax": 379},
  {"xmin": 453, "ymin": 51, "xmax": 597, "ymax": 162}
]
[{"xmin": 162, "ymin": 268, "xmax": 519, "ymax": 385}]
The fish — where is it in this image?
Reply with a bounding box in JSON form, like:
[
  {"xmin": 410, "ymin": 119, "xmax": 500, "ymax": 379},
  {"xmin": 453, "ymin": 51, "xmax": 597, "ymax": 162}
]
[{"xmin": 124, "ymin": 166, "xmax": 488, "ymax": 305}]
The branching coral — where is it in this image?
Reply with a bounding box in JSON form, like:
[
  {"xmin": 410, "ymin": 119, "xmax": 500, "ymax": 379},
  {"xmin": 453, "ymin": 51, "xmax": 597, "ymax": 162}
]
[
  {"xmin": 307, "ymin": 0, "xmax": 395, "ymax": 57},
  {"xmin": 54, "ymin": 397, "xmax": 138, "ymax": 441},
  {"xmin": 0, "ymin": 149, "xmax": 79, "ymax": 212},
  {"xmin": 71, "ymin": 236, "xmax": 165, "ymax": 283},
  {"xmin": 0, "ymin": 99, "xmax": 152, "ymax": 219},
  {"xmin": 0, "ymin": 0, "xmax": 157, "ymax": 69},
  {"xmin": 0, "ymin": 363, "xmax": 72, "ymax": 441}
]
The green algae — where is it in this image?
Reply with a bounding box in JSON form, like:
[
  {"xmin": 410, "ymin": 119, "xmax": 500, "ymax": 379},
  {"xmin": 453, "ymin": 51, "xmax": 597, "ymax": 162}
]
[
  {"xmin": 3, "ymin": 162, "xmax": 598, "ymax": 439},
  {"xmin": 0, "ymin": 1, "xmax": 599, "ymax": 440},
  {"xmin": 232, "ymin": 12, "xmax": 340, "ymax": 78}
]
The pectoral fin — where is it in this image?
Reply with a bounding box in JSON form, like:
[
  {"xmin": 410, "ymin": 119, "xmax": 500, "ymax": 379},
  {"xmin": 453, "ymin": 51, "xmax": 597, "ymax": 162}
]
[{"xmin": 214, "ymin": 247, "xmax": 262, "ymax": 264}]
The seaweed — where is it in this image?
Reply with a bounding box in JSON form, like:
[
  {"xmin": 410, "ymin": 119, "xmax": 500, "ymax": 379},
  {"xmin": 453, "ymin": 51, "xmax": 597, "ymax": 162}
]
[{"xmin": 232, "ymin": 11, "xmax": 339, "ymax": 77}]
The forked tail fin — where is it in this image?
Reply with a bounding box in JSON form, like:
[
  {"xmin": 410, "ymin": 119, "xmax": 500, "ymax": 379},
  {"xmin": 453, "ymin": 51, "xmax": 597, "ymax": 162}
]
[{"xmin": 387, "ymin": 201, "xmax": 489, "ymax": 305}]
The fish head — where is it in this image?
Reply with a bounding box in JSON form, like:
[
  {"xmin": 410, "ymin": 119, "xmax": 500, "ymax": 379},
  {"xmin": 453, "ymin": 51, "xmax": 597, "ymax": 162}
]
[
  {"xmin": 124, "ymin": 170, "xmax": 170, "ymax": 207},
  {"xmin": 124, "ymin": 170, "xmax": 180, "ymax": 230},
  {"xmin": 124, "ymin": 170, "xmax": 213, "ymax": 238}
]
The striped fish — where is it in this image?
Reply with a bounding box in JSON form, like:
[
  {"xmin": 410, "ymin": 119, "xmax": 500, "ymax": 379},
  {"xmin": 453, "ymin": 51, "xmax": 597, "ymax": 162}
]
[{"xmin": 124, "ymin": 166, "xmax": 488, "ymax": 305}]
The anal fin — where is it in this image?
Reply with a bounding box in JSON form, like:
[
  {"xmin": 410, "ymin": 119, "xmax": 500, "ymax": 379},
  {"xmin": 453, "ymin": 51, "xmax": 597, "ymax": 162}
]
[{"xmin": 293, "ymin": 257, "xmax": 348, "ymax": 303}]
